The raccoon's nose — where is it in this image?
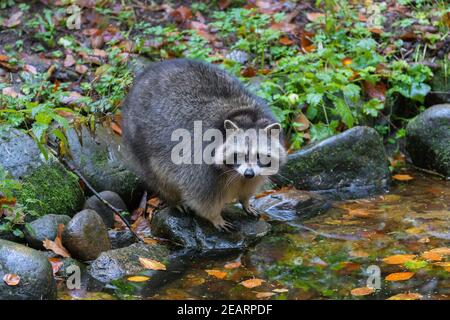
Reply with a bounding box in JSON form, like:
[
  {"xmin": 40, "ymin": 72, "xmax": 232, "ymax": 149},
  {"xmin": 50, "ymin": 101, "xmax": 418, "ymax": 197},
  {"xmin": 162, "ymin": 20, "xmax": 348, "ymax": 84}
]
[{"xmin": 244, "ymin": 168, "xmax": 255, "ymax": 179}]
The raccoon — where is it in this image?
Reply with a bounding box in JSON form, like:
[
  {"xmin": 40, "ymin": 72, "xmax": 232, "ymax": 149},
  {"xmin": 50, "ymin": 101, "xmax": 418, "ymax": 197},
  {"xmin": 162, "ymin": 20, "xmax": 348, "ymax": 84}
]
[{"xmin": 122, "ymin": 59, "xmax": 286, "ymax": 231}]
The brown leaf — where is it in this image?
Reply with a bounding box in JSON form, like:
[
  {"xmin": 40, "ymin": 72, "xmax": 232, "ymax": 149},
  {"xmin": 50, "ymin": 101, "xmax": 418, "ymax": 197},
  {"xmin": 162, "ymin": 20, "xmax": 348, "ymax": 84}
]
[
  {"xmin": 139, "ymin": 257, "xmax": 167, "ymax": 271},
  {"xmin": 306, "ymin": 12, "xmax": 325, "ymax": 22},
  {"xmin": 42, "ymin": 224, "xmax": 71, "ymax": 258},
  {"xmin": 382, "ymin": 254, "xmax": 416, "ymax": 265},
  {"xmin": 224, "ymin": 261, "xmax": 241, "ymax": 269},
  {"xmin": 240, "ymin": 278, "xmax": 265, "ymax": 289},
  {"xmin": 294, "ymin": 113, "xmax": 310, "ymax": 132},
  {"xmin": 255, "ymin": 292, "xmax": 276, "ymax": 298},
  {"xmin": 218, "ymin": 0, "xmax": 231, "ymax": 10},
  {"xmin": 393, "ymin": 174, "xmax": 414, "ymax": 181},
  {"xmin": 241, "ymin": 66, "xmax": 257, "ymax": 78},
  {"xmin": 170, "ymin": 6, "xmax": 192, "ymax": 23},
  {"xmin": 2, "ymin": 87, "xmax": 19, "ymax": 98},
  {"xmin": 64, "ymin": 54, "xmax": 76, "ymax": 68},
  {"xmin": 387, "ymin": 293, "xmax": 422, "ymax": 300},
  {"xmin": 385, "ymin": 272, "xmax": 414, "ymax": 281},
  {"xmin": 421, "ymin": 251, "xmax": 442, "ymax": 262},
  {"xmin": 48, "ymin": 257, "xmax": 63, "ymax": 276},
  {"xmin": 92, "ymin": 49, "xmax": 107, "ymax": 58},
  {"xmin": 351, "ymin": 287, "xmax": 375, "ymax": 296},
  {"xmin": 429, "ymin": 247, "xmax": 450, "ymax": 256},
  {"xmin": 110, "ymin": 122, "xmax": 122, "ymax": 136},
  {"xmin": 3, "ymin": 11, "xmax": 23, "ymax": 28},
  {"xmin": 279, "ymin": 36, "xmax": 294, "ymax": 45},
  {"xmin": 205, "ymin": 269, "xmax": 227, "ymax": 279},
  {"xmin": 363, "ymin": 81, "xmax": 386, "ymax": 102},
  {"xmin": 3, "ymin": 274, "xmax": 20, "ymax": 286},
  {"xmin": 75, "ymin": 64, "xmax": 88, "ymax": 74}
]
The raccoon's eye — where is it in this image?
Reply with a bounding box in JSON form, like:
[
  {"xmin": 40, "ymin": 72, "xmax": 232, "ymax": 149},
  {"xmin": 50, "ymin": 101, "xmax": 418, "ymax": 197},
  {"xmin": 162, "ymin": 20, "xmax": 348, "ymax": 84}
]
[{"xmin": 257, "ymin": 154, "xmax": 272, "ymax": 168}]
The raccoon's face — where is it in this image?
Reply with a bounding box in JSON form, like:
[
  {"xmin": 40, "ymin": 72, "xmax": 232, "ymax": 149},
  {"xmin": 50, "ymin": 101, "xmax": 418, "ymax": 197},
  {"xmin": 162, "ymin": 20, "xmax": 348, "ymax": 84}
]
[{"xmin": 214, "ymin": 119, "xmax": 286, "ymax": 179}]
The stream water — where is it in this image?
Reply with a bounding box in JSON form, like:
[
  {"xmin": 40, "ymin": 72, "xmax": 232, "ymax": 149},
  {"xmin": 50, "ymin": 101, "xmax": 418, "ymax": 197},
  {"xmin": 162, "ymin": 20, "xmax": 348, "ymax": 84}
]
[{"xmin": 59, "ymin": 170, "xmax": 450, "ymax": 300}]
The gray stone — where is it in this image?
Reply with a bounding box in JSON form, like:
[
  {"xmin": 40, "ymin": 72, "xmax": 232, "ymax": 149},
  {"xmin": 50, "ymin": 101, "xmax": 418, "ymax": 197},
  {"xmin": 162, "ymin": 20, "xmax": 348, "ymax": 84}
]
[
  {"xmin": 88, "ymin": 243, "xmax": 175, "ymax": 283},
  {"xmin": 64, "ymin": 125, "xmax": 144, "ymax": 206},
  {"xmin": 251, "ymin": 189, "xmax": 331, "ymax": 222},
  {"xmin": 151, "ymin": 206, "xmax": 271, "ymax": 254},
  {"xmin": 225, "ymin": 50, "xmax": 249, "ymax": 64},
  {"xmin": 25, "ymin": 214, "xmax": 71, "ymax": 249},
  {"xmin": 84, "ymin": 191, "xmax": 127, "ymax": 229},
  {"xmin": 62, "ymin": 209, "xmax": 111, "ymax": 261},
  {"xmin": 0, "ymin": 240, "xmax": 56, "ymax": 300},
  {"xmin": 277, "ymin": 126, "xmax": 390, "ymax": 199},
  {"xmin": 108, "ymin": 229, "xmax": 137, "ymax": 249},
  {"xmin": 406, "ymin": 104, "xmax": 450, "ymax": 178}
]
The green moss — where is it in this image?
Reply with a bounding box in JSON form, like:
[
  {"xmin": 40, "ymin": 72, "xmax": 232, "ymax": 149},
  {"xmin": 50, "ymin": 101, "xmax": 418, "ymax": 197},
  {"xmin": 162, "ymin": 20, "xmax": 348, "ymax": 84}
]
[{"xmin": 16, "ymin": 163, "xmax": 85, "ymax": 218}]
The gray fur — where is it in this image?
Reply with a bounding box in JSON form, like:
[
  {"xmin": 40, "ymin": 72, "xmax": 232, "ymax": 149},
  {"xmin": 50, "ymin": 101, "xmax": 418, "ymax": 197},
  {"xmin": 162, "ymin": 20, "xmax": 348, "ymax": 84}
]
[{"xmin": 122, "ymin": 59, "xmax": 285, "ymax": 230}]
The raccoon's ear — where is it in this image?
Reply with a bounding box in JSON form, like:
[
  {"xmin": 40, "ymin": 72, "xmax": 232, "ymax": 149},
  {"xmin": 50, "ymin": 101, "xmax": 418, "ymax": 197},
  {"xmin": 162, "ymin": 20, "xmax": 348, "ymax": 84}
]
[
  {"xmin": 264, "ymin": 122, "xmax": 282, "ymax": 133},
  {"xmin": 224, "ymin": 119, "xmax": 239, "ymax": 131}
]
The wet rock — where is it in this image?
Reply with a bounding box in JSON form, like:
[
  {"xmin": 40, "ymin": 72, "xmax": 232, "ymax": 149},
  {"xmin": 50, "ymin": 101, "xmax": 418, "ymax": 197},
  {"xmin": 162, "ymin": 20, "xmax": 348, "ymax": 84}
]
[
  {"xmin": 25, "ymin": 214, "xmax": 71, "ymax": 249},
  {"xmin": 251, "ymin": 189, "xmax": 331, "ymax": 222},
  {"xmin": 108, "ymin": 229, "xmax": 136, "ymax": 249},
  {"xmin": 55, "ymin": 258, "xmax": 86, "ymax": 279},
  {"xmin": 277, "ymin": 126, "xmax": 390, "ymax": 199},
  {"xmin": 16, "ymin": 163, "xmax": 85, "ymax": 218},
  {"xmin": 84, "ymin": 191, "xmax": 127, "ymax": 229},
  {"xmin": 64, "ymin": 125, "xmax": 144, "ymax": 206},
  {"xmin": 406, "ymin": 104, "xmax": 450, "ymax": 178},
  {"xmin": 0, "ymin": 240, "xmax": 56, "ymax": 300},
  {"xmin": 151, "ymin": 206, "xmax": 271, "ymax": 254},
  {"xmin": 88, "ymin": 243, "xmax": 181, "ymax": 284},
  {"xmin": 62, "ymin": 209, "xmax": 111, "ymax": 261},
  {"xmin": 130, "ymin": 56, "xmax": 151, "ymax": 78}
]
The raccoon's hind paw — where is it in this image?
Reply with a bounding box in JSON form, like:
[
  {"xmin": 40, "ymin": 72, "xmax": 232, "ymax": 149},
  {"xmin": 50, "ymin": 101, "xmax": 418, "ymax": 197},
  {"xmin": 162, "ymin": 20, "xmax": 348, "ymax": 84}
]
[
  {"xmin": 213, "ymin": 219, "xmax": 237, "ymax": 233},
  {"xmin": 243, "ymin": 205, "xmax": 262, "ymax": 219}
]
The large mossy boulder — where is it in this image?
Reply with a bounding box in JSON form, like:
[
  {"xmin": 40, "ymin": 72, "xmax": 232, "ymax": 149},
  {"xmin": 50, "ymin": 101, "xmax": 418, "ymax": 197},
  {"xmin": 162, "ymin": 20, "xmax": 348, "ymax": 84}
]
[
  {"xmin": 64, "ymin": 125, "xmax": 144, "ymax": 206},
  {"xmin": 16, "ymin": 163, "xmax": 84, "ymax": 218},
  {"xmin": 0, "ymin": 240, "xmax": 56, "ymax": 300},
  {"xmin": 151, "ymin": 206, "xmax": 271, "ymax": 255},
  {"xmin": 406, "ymin": 104, "xmax": 450, "ymax": 178},
  {"xmin": 277, "ymin": 126, "xmax": 390, "ymax": 199}
]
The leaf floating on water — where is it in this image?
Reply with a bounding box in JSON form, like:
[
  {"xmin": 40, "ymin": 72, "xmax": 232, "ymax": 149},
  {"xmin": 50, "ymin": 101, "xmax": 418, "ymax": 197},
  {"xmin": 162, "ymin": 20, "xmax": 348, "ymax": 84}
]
[
  {"xmin": 139, "ymin": 257, "xmax": 166, "ymax": 271},
  {"xmin": 387, "ymin": 293, "xmax": 422, "ymax": 300},
  {"xmin": 385, "ymin": 272, "xmax": 415, "ymax": 281},
  {"xmin": 255, "ymin": 292, "xmax": 276, "ymax": 299},
  {"xmin": 224, "ymin": 261, "xmax": 241, "ymax": 270},
  {"xmin": 3, "ymin": 274, "xmax": 20, "ymax": 286},
  {"xmin": 240, "ymin": 278, "xmax": 265, "ymax": 289},
  {"xmin": 350, "ymin": 287, "xmax": 375, "ymax": 296},
  {"xmin": 392, "ymin": 174, "xmax": 414, "ymax": 181},
  {"xmin": 205, "ymin": 269, "xmax": 227, "ymax": 279},
  {"xmin": 421, "ymin": 251, "xmax": 442, "ymax": 261},
  {"xmin": 382, "ymin": 254, "xmax": 416, "ymax": 265},
  {"xmin": 127, "ymin": 276, "xmax": 150, "ymax": 282}
]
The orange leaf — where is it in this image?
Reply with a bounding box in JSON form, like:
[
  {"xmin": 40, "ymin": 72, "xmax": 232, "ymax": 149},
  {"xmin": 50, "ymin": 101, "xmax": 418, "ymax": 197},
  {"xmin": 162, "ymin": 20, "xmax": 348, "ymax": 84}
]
[
  {"xmin": 42, "ymin": 224, "xmax": 71, "ymax": 258},
  {"xmin": 385, "ymin": 272, "xmax": 414, "ymax": 281},
  {"xmin": 139, "ymin": 257, "xmax": 166, "ymax": 271},
  {"xmin": 111, "ymin": 122, "xmax": 122, "ymax": 136},
  {"xmin": 382, "ymin": 254, "xmax": 416, "ymax": 265},
  {"xmin": 279, "ymin": 36, "xmax": 293, "ymax": 45},
  {"xmin": 127, "ymin": 276, "xmax": 150, "ymax": 282},
  {"xmin": 363, "ymin": 81, "xmax": 387, "ymax": 102},
  {"xmin": 224, "ymin": 261, "xmax": 242, "ymax": 269},
  {"xmin": 306, "ymin": 12, "xmax": 325, "ymax": 22},
  {"xmin": 205, "ymin": 269, "xmax": 227, "ymax": 279},
  {"xmin": 3, "ymin": 274, "xmax": 20, "ymax": 286},
  {"xmin": 241, "ymin": 66, "xmax": 257, "ymax": 78},
  {"xmin": 387, "ymin": 293, "xmax": 422, "ymax": 300},
  {"xmin": 429, "ymin": 247, "xmax": 450, "ymax": 256},
  {"xmin": 342, "ymin": 57, "xmax": 353, "ymax": 66},
  {"xmin": 421, "ymin": 251, "xmax": 442, "ymax": 262},
  {"xmin": 240, "ymin": 278, "xmax": 265, "ymax": 289},
  {"xmin": 48, "ymin": 257, "xmax": 64, "ymax": 276},
  {"xmin": 170, "ymin": 6, "xmax": 192, "ymax": 23},
  {"xmin": 351, "ymin": 287, "xmax": 375, "ymax": 296},
  {"xmin": 393, "ymin": 174, "xmax": 414, "ymax": 181}
]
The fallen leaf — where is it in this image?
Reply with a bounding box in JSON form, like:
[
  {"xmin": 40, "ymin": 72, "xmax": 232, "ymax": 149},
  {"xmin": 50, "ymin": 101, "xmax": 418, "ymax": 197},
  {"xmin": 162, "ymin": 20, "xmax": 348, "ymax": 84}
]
[
  {"xmin": 363, "ymin": 81, "xmax": 387, "ymax": 102},
  {"xmin": 64, "ymin": 54, "xmax": 76, "ymax": 68},
  {"xmin": 218, "ymin": 0, "xmax": 231, "ymax": 10},
  {"xmin": 170, "ymin": 6, "xmax": 192, "ymax": 23},
  {"xmin": 385, "ymin": 272, "xmax": 414, "ymax": 281},
  {"xmin": 42, "ymin": 224, "xmax": 71, "ymax": 258},
  {"xmin": 351, "ymin": 287, "xmax": 375, "ymax": 296},
  {"xmin": 255, "ymin": 292, "xmax": 275, "ymax": 298},
  {"xmin": 2, "ymin": 87, "xmax": 19, "ymax": 98},
  {"xmin": 205, "ymin": 269, "xmax": 227, "ymax": 279},
  {"xmin": 421, "ymin": 251, "xmax": 442, "ymax": 262},
  {"xmin": 342, "ymin": 57, "xmax": 353, "ymax": 66},
  {"xmin": 382, "ymin": 254, "xmax": 416, "ymax": 265},
  {"xmin": 279, "ymin": 36, "xmax": 293, "ymax": 45},
  {"xmin": 75, "ymin": 64, "xmax": 88, "ymax": 74},
  {"xmin": 241, "ymin": 66, "xmax": 257, "ymax": 78},
  {"xmin": 387, "ymin": 293, "xmax": 422, "ymax": 300},
  {"xmin": 224, "ymin": 261, "xmax": 242, "ymax": 269},
  {"xmin": 273, "ymin": 288, "xmax": 289, "ymax": 293},
  {"xmin": 24, "ymin": 64, "xmax": 37, "ymax": 74},
  {"xmin": 143, "ymin": 237, "xmax": 158, "ymax": 245},
  {"xmin": 3, "ymin": 274, "xmax": 20, "ymax": 286},
  {"xmin": 48, "ymin": 257, "xmax": 63, "ymax": 276},
  {"xmin": 294, "ymin": 113, "xmax": 310, "ymax": 132},
  {"xmin": 429, "ymin": 247, "xmax": 450, "ymax": 256},
  {"xmin": 139, "ymin": 257, "xmax": 166, "ymax": 271},
  {"xmin": 349, "ymin": 250, "xmax": 369, "ymax": 258},
  {"xmin": 306, "ymin": 12, "xmax": 325, "ymax": 22},
  {"xmin": 111, "ymin": 122, "xmax": 122, "ymax": 136},
  {"xmin": 240, "ymin": 278, "xmax": 265, "ymax": 289},
  {"xmin": 127, "ymin": 276, "xmax": 150, "ymax": 282},
  {"xmin": 393, "ymin": 174, "xmax": 414, "ymax": 181},
  {"xmin": 3, "ymin": 11, "xmax": 23, "ymax": 28}
]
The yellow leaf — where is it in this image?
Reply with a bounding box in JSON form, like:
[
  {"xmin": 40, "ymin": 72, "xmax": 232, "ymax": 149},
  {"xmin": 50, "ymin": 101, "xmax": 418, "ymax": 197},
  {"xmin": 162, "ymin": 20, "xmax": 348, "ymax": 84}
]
[
  {"xmin": 382, "ymin": 254, "xmax": 416, "ymax": 265},
  {"xmin": 143, "ymin": 238, "xmax": 158, "ymax": 245},
  {"xmin": 255, "ymin": 292, "xmax": 276, "ymax": 298},
  {"xmin": 3, "ymin": 274, "xmax": 20, "ymax": 286},
  {"xmin": 205, "ymin": 269, "xmax": 227, "ymax": 279},
  {"xmin": 385, "ymin": 272, "xmax": 414, "ymax": 281},
  {"xmin": 240, "ymin": 278, "xmax": 265, "ymax": 289},
  {"xmin": 139, "ymin": 257, "xmax": 166, "ymax": 271},
  {"xmin": 127, "ymin": 276, "xmax": 150, "ymax": 282},
  {"xmin": 351, "ymin": 287, "xmax": 375, "ymax": 296},
  {"xmin": 433, "ymin": 262, "xmax": 450, "ymax": 267},
  {"xmin": 387, "ymin": 293, "xmax": 422, "ymax": 300},
  {"xmin": 224, "ymin": 261, "xmax": 241, "ymax": 270},
  {"xmin": 421, "ymin": 251, "xmax": 442, "ymax": 261},
  {"xmin": 393, "ymin": 174, "xmax": 414, "ymax": 181},
  {"xmin": 273, "ymin": 288, "xmax": 289, "ymax": 293},
  {"xmin": 349, "ymin": 250, "xmax": 369, "ymax": 258}
]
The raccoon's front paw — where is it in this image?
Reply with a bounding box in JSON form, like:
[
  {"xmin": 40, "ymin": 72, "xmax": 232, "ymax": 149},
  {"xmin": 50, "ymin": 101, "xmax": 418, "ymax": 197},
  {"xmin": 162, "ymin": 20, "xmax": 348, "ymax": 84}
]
[
  {"xmin": 243, "ymin": 204, "xmax": 261, "ymax": 219},
  {"xmin": 212, "ymin": 217, "xmax": 236, "ymax": 233}
]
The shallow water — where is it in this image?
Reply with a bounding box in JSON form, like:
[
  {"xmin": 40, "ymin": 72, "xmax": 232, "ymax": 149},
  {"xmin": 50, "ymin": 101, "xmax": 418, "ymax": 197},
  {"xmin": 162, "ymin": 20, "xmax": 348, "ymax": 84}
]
[{"xmin": 60, "ymin": 170, "xmax": 450, "ymax": 300}]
